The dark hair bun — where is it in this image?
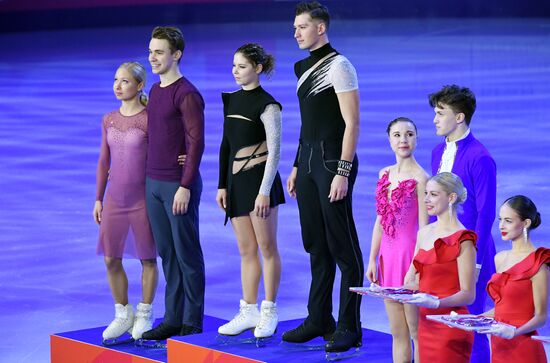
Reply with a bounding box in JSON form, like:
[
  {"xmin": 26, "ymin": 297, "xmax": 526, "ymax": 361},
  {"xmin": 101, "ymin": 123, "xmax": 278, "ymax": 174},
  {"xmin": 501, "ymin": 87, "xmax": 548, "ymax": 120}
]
[
  {"xmin": 502, "ymin": 195, "xmax": 541, "ymax": 230},
  {"xmin": 531, "ymin": 211, "xmax": 542, "ymax": 230},
  {"xmin": 235, "ymin": 43, "xmax": 275, "ymax": 76}
]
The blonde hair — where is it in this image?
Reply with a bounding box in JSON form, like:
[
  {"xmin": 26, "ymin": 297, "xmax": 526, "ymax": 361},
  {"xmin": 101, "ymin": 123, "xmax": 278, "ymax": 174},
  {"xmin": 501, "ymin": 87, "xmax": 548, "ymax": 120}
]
[
  {"xmin": 119, "ymin": 61, "xmax": 148, "ymax": 106},
  {"xmin": 430, "ymin": 172, "xmax": 467, "ymax": 206}
]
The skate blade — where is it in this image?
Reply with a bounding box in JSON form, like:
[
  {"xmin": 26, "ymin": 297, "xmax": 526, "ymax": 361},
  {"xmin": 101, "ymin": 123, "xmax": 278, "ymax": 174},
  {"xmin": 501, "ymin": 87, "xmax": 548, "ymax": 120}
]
[
  {"xmin": 253, "ymin": 327, "xmax": 277, "ymax": 347},
  {"xmin": 325, "ymin": 347, "xmax": 362, "ymax": 361},
  {"xmin": 102, "ymin": 332, "xmax": 134, "ymax": 346},
  {"xmin": 135, "ymin": 338, "xmax": 167, "ymax": 349},
  {"xmin": 215, "ymin": 332, "xmax": 257, "ymax": 346},
  {"xmin": 254, "ymin": 336, "xmax": 276, "ymax": 348},
  {"xmin": 279, "ymin": 341, "xmax": 326, "ymax": 351}
]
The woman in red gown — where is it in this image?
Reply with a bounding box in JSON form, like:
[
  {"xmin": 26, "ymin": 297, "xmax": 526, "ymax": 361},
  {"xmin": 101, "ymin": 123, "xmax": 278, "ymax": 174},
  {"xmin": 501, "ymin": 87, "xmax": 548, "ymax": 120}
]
[
  {"xmin": 404, "ymin": 172, "xmax": 477, "ymax": 362},
  {"xmin": 481, "ymin": 195, "xmax": 549, "ymax": 362}
]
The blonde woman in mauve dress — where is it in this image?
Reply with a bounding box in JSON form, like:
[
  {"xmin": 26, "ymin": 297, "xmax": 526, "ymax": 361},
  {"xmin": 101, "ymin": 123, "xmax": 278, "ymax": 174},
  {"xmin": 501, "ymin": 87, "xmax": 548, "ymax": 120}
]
[{"xmin": 93, "ymin": 62, "xmax": 158, "ymax": 344}]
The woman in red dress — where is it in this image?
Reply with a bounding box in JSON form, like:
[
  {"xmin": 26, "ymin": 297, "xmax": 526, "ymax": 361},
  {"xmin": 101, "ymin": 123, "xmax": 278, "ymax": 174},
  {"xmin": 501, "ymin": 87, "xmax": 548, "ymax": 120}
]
[
  {"xmin": 404, "ymin": 172, "xmax": 477, "ymax": 362},
  {"xmin": 480, "ymin": 195, "xmax": 548, "ymax": 362}
]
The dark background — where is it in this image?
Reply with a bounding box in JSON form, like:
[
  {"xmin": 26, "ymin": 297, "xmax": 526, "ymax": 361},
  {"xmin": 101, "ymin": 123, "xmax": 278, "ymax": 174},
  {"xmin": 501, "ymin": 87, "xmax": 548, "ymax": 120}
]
[{"xmin": 1, "ymin": 0, "xmax": 549, "ymax": 33}]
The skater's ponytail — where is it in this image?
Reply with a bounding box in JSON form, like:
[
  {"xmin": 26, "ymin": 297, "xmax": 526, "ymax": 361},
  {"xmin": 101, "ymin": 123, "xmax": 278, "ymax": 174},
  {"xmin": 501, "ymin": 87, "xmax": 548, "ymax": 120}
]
[
  {"xmin": 235, "ymin": 43, "xmax": 275, "ymax": 78},
  {"xmin": 119, "ymin": 61, "xmax": 148, "ymax": 106}
]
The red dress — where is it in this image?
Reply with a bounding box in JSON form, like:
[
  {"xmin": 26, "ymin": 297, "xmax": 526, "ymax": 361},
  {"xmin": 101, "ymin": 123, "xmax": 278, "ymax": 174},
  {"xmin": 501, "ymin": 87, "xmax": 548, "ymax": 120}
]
[
  {"xmin": 487, "ymin": 247, "xmax": 550, "ymax": 363},
  {"xmin": 413, "ymin": 230, "xmax": 477, "ymax": 362}
]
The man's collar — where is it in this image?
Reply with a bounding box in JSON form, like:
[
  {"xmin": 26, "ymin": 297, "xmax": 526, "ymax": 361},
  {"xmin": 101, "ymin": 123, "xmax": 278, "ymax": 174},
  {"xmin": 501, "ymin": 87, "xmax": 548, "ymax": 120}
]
[{"xmin": 446, "ymin": 128, "xmax": 471, "ymax": 144}]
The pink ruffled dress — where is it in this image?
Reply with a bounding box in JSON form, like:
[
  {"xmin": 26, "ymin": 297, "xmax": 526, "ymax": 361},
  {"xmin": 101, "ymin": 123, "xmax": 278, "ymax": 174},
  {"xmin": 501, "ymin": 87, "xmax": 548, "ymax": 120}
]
[
  {"xmin": 95, "ymin": 109, "xmax": 156, "ymax": 259},
  {"xmin": 375, "ymin": 170, "xmax": 418, "ymax": 286}
]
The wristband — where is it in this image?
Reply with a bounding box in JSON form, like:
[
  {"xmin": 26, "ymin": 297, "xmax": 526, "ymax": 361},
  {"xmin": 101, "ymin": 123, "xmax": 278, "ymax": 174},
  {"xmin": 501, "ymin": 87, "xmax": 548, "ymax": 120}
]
[
  {"xmin": 338, "ymin": 159, "xmax": 353, "ymax": 172},
  {"xmin": 337, "ymin": 168, "xmax": 350, "ymax": 178}
]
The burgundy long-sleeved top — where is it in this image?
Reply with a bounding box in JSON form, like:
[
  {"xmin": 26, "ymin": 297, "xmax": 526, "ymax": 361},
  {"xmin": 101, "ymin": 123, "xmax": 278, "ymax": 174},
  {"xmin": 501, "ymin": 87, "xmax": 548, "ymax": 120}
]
[{"xmin": 146, "ymin": 77, "xmax": 205, "ymax": 188}]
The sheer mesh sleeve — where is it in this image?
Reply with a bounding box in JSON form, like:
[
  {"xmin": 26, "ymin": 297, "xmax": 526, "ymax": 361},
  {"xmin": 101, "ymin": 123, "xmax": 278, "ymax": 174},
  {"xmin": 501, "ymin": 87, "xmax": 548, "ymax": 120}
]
[
  {"xmin": 329, "ymin": 55, "xmax": 358, "ymax": 93},
  {"xmin": 179, "ymin": 92, "xmax": 205, "ymax": 188},
  {"xmin": 95, "ymin": 115, "xmax": 110, "ymax": 201},
  {"xmin": 259, "ymin": 103, "xmax": 282, "ymax": 196}
]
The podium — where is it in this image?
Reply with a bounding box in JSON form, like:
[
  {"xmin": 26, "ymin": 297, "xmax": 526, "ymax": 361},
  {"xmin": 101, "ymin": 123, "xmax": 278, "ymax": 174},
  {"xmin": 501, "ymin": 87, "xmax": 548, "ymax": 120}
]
[{"xmin": 51, "ymin": 317, "xmax": 392, "ymax": 362}]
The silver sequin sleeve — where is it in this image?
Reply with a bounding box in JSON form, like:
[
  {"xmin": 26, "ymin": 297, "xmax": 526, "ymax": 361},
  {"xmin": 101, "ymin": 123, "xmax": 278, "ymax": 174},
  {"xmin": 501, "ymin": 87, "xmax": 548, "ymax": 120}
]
[
  {"xmin": 259, "ymin": 103, "xmax": 282, "ymax": 196},
  {"xmin": 329, "ymin": 55, "xmax": 358, "ymax": 93}
]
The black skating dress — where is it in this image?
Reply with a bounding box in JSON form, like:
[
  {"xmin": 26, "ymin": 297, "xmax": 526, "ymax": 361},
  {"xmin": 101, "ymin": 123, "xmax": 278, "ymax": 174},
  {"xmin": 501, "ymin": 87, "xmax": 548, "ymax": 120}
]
[{"xmin": 218, "ymin": 86, "xmax": 285, "ymax": 225}]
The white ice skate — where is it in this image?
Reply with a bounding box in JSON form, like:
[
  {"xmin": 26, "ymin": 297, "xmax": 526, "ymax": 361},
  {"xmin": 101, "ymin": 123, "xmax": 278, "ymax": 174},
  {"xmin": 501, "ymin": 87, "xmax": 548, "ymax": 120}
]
[
  {"xmin": 254, "ymin": 300, "xmax": 278, "ymax": 339},
  {"xmin": 132, "ymin": 303, "xmax": 153, "ymax": 340},
  {"xmin": 102, "ymin": 303, "xmax": 134, "ymax": 346},
  {"xmin": 217, "ymin": 299, "xmax": 260, "ymax": 338}
]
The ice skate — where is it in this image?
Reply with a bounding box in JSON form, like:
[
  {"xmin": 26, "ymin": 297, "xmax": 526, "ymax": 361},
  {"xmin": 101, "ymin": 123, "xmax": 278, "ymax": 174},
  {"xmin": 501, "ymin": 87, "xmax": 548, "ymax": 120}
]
[
  {"xmin": 131, "ymin": 303, "xmax": 153, "ymax": 340},
  {"xmin": 324, "ymin": 329, "xmax": 363, "ymax": 361},
  {"xmin": 216, "ymin": 332, "xmax": 258, "ymax": 346},
  {"xmin": 216, "ymin": 299, "xmax": 260, "ymax": 345},
  {"xmin": 325, "ymin": 348, "xmax": 363, "ymax": 361},
  {"xmin": 179, "ymin": 324, "xmax": 202, "ymax": 336},
  {"xmin": 135, "ymin": 340, "xmax": 168, "ymax": 349},
  {"xmin": 135, "ymin": 322, "xmax": 181, "ymax": 349},
  {"xmin": 252, "ymin": 300, "xmax": 278, "ymax": 346},
  {"xmin": 102, "ymin": 304, "xmax": 134, "ymax": 346},
  {"xmin": 280, "ymin": 318, "xmax": 335, "ymax": 351},
  {"xmin": 135, "ymin": 338, "xmax": 168, "ymax": 349},
  {"xmin": 135, "ymin": 324, "xmax": 201, "ymax": 348}
]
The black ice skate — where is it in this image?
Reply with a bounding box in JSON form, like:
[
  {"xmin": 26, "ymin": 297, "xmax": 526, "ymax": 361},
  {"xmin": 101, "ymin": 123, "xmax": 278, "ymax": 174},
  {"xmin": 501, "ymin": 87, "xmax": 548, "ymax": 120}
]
[
  {"xmin": 135, "ymin": 322, "xmax": 181, "ymax": 349},
  {"xmin": 324, "ymin": 329, "xmax": 363, "ymax": 361}
]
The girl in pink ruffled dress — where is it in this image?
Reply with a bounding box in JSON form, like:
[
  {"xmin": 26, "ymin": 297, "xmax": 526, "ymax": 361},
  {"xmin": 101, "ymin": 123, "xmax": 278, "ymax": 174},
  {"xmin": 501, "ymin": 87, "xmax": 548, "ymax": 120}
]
[{"xmin": 366, "ymin": 117, "xmax": 429, "ymax": 363}]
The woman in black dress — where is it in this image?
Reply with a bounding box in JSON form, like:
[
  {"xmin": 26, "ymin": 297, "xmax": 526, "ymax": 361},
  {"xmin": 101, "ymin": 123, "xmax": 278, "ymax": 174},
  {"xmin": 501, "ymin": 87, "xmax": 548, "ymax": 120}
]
[{"xmin": 216, "ymin": 43, "xmax": 285, "ymax": 339}]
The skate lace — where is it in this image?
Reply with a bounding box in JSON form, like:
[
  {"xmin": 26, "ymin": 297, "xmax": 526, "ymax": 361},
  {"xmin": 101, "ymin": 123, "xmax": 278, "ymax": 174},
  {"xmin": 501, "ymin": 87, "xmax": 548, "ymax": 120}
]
[
  {"xmin": 107, "ymin": 313, "xmax": 132, "ymax": 331},
  {"xmin": 226, "ymin": 306, "xmax": 249, "ymax": 327},
  {"xmin": 109, "ymin": 317, "xmax": 128, "ymax": 328},
  {"xmin": 135, "ymin": 308, "xmax": 151, "ymax": 319},
  {"xmin": 114, "ymin": 309, "xmax": 129, "ymax": 321},
  {"xmin": 256, "ymin": 308, "xmax": 276, "ymax": 330}
]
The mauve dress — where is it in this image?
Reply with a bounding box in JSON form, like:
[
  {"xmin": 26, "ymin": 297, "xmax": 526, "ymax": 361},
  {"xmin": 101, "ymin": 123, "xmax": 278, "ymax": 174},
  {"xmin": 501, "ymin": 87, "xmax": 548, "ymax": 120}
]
[
  {"xmin": 95, "ymin": 109, "xmax": 156, "ymax": 259},
  {"xmin": 375, "ymin": 170, "xmax": 418, "ymax": 286}
]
